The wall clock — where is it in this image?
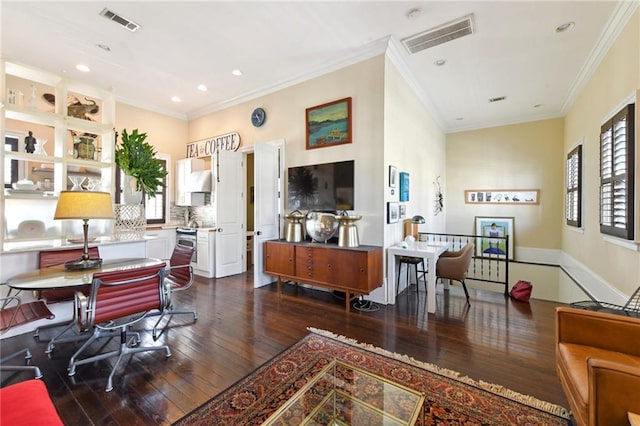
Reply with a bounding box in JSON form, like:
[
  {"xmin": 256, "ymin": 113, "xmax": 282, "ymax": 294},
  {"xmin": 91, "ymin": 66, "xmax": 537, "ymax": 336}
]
[{"xmin": 251, "ymin": 107, "xmax": 266, "ymax": 127}]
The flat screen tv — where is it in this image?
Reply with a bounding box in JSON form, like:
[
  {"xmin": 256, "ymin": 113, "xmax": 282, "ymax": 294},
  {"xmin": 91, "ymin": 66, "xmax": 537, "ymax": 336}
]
[{"xmin": 287, "ymin": 160, "xmax": 354, "ymax": 211}]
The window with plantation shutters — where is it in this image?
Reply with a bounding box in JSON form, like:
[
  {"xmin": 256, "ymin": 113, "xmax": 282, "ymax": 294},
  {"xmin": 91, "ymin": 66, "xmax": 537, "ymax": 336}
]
[
  {"xmin": 566, "ymin": 145, "xmax": 582, "ymax": 227},
  {"xmin": 599, "ymin": 104, "xmax": 635, "ymax": 239}
]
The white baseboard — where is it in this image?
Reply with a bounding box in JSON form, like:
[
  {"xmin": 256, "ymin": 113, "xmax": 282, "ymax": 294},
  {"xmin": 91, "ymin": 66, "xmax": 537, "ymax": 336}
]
[{"xmin": 517, "ymin": 245, "xmax": 628, "ymax": 305}]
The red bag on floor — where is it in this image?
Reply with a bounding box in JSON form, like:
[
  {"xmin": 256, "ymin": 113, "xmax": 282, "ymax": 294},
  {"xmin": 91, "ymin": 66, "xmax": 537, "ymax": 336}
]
[{"xmin": 510, "ymin": 280, "xmax": 532, "ymax": 302}]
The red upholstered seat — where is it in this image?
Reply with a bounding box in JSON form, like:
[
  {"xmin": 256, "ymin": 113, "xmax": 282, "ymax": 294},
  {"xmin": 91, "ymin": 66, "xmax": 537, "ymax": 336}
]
[
  {"xmin": 0, "ymin": 300, "xmax": 54, "ymax": 331},
  {"xmin": 37, "ymin": 247, "xmax": 100, "ymax": 303},
  {"xmin": 0, "ymin": 379, "xmax": 63, "ymax": 425}
]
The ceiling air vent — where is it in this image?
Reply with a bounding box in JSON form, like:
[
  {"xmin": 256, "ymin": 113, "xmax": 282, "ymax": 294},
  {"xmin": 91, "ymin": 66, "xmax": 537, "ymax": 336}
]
[
  {"xmin": 100, "ymin": 8, "xmax": 140, "ymax": 32},
  {"xmin": 488, "ymin": 96, "xmax": 506, "ymax": 103},
  {"xmin": 402, "ymin": 14, "xmax": 474, "ymax": 54}
]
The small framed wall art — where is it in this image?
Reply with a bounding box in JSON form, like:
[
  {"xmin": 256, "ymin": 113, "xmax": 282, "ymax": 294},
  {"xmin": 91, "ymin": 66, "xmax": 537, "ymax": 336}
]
[
  {"xmin": 465, "ymin": 189, "xmax": 539, "ymax": 205},
  {"xmin": 306, "ymin": 97, "xmax": 352, "ymax": 150},
  {"xmin": 474, "ymin": 216, "xmax": 514, "ymax": 260},
  {"xmin": 389, "ymin": 165, "xmax": 397, "ymax": 188},
  {"xmin": 399, "ymin": 172, "xmax": 410, "ymax": 202},
  {"xmin": 387, "ymin": 202, "xmax": 399, "ymax": 224}
]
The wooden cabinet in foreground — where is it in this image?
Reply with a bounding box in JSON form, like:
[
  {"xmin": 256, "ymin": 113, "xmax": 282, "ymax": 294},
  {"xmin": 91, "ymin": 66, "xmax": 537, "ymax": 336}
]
[{"xmin": 264, "ymin": 240, "xmax": 383, "ymax": 311}]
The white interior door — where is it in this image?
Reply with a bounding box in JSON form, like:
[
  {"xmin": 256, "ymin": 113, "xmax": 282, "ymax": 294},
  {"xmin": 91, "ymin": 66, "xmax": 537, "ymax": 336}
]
[
  {"xmin": 254, "ymin": 140, "xmax": 284, "ymax": 288},
  {"xmin": 214, "ymin": 150, "xmax": 244, "ymax": 278}
]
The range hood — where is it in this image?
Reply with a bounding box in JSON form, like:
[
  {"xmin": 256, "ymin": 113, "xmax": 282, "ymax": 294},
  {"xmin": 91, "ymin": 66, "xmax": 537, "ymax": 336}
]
[{"xmin": 187, "ymin": 170, "xmax": 212, "ymax": 192}]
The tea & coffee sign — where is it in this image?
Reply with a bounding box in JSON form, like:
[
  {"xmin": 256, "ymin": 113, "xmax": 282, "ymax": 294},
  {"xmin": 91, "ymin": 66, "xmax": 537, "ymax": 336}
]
[{"xmin": 186, "ymin": 132, "xmax": 241, "ymax": 158}]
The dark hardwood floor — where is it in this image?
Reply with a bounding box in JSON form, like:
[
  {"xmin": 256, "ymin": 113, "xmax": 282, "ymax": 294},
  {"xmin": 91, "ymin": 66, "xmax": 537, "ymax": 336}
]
[{"xmin": 0, "ymin": 270, "xmax": 570, "ymax": 425}]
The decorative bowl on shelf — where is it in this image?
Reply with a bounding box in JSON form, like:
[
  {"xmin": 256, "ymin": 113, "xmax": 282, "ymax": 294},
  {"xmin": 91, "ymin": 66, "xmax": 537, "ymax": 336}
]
[
  {"xmin": 36, "ymin": 180, "xmax": 54, "ymax": 191},
  {"xmin": 305, "ymin": 211, "xmax": 338, "ymax": 243},
  {"xmin": 12, "ymin": 180, "xmax": 37, "ymax": 190}
]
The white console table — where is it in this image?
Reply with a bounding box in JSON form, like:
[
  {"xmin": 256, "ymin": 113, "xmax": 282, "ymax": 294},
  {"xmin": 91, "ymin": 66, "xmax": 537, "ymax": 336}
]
[{"xmin": 387, "ymin": 241, "xmax": 450, "ymax": 313}]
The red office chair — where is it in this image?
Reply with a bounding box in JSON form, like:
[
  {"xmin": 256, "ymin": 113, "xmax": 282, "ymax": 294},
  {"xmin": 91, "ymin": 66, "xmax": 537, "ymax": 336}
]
[
  {"xmin": 67, "ymin": 263, "xmax": 171, "ymax": 392},
  {"xmin": 1, "ymin": 296, "xmax": 55, "ymax": 379},
  {"xmin": 151, "ymin": 244, "xmax": 196, "ymax": 339},
  {"xmin": 34, "ymin": 247, "xmax": 99, "ymax": 354}
]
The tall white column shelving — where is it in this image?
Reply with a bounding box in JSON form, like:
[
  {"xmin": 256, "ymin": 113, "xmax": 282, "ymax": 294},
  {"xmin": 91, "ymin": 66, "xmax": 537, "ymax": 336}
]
[{"xmin": 1, "ymin": 60, "xmax": 116, "ymax": 250}]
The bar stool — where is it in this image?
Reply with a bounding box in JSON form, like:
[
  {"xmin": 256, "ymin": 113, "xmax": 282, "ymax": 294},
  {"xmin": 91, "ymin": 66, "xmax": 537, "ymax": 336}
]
[{"xmin": 396, "ymin": 256, "xmax": 427, "ymax": 298}]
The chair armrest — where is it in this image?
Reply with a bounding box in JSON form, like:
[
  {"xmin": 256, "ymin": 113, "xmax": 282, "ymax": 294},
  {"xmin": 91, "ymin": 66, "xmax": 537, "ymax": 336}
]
[
  {"xmin": 74, "ymin": 291, "xmax": 89, "ymax": 332},
  {"xmin": 556, "ymin": 307, "xmax": 640, "ymax": 356},
  {"xmin": 588, "ymin": 358, "xmax": 640, "ymax": 425},
  {"xmin": 439, "ymin": 249, "xmax": 463, "ymax": 258}
]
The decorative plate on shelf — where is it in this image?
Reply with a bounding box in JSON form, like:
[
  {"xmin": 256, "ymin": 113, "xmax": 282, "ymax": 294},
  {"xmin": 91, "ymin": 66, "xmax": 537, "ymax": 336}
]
[{"xmin": 17, "ymin": 220, "xmax": 46, "ymax": 238}]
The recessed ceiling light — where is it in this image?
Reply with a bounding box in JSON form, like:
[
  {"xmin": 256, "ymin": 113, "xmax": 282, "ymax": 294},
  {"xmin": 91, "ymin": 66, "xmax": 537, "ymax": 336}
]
[
  {"xmin": 555, "ymin": 21, "xmax": 575, "ymax": 33},
  {"xmin": 406, "ymin": 8, "xmax": 422, "ymax": 19},
  {"xmin": 75, "ymin": 64, "xmax": 90, "ymax": 73},
  {"xmin": 96, "ymin": 44, "xmax": 111, "ymax": 52},
  {"xmin": 434, "ymin": 59, "xmax": 447, "ymax": 66},
  {"xmin": 197, "ymin": 84, "xmax": 208, "ymax": 92},
  {"xmin": 171, "ymin": 96, "xmax": 181, "ymax": 103},
  {"xmin": 231, "ymin": 69, "xmax": 243, "ymax": 76}
]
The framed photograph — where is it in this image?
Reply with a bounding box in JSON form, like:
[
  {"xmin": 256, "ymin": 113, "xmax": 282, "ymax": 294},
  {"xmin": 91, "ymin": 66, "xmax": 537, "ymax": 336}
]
[
  {"xmin": 389, "ymin": 165, "xmax": 397, "ymax": 188},
  {"xmin": 465, "ymin": 189, "xmax": 539, "ymax": 205},
  {"xmin": 399, "ymin": 172, "xmax": 410, "ymax": 202},
  {"xmin": 474, "ymin": 216, "xmax": 514, "ymax": 260},
  {"xmin": 387, "ymin": 202, "xmax": 399, "ymax": 224},
  {"xmin": 306, "ymin": 97, "xmax": 352, "ymax": 150},
  {"xmin": 399, "ymin": 203, "xmax": 406, "ymax": 219}
]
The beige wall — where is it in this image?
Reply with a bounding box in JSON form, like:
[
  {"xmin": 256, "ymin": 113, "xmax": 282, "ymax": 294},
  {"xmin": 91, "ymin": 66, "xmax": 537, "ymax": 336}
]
[
  {"xmin": 563, "ymin": 9, "xmax": 640, "ymax": 297},
  {"xmin": 188, "ymin": 56, "xmax": 386, "ymax": 246},
  {"xmin": 115, "ymin": 102, "xmax": 189, "ymax": 203},
  {"xmin": 445, "ymin": 118, "xmax": 564, "ymax": 251},
  {"xmin": 384, "ymin": 57, "xmax": 446, "ymax": 246}
]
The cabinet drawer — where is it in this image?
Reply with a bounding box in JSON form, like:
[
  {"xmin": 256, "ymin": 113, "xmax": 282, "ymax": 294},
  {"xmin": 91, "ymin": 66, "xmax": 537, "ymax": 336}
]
[{"xmin": 264, "ymin": 242, "xmax": 294, "ymax": 276}]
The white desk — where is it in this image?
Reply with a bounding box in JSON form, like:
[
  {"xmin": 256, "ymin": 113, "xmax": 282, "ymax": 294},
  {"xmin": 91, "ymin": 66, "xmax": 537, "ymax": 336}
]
[{"xmin": 387, "ymin": 241, "xmax": 450, "ymax": 313}]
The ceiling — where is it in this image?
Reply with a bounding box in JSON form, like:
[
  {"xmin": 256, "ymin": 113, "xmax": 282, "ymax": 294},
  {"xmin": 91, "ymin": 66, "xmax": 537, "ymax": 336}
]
[{"xmin": 1, "ymin": 1, "xmax": 635, "ymax": 133}]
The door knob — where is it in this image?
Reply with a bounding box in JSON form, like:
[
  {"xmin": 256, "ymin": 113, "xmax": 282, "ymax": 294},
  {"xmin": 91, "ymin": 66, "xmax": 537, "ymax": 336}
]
[
  {"xmin": 218, "ymin": 228, "xmax": 223, "ymax": 232},
  {"xmin": 256, "ymin": 231, "xmax": 262, "ymax": 235}
]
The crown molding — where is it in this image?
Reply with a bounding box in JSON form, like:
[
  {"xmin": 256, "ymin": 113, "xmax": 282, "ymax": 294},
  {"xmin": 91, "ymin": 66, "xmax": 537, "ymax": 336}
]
[
  {"xmin": 385, "ymin": 37, "xmax": 447, "ymax": 132},
  {"xmin": 187, "ymin": 37, "xmax": 390, "ymax": 120},
  {"xmin": 561, "ymin": 0, "xmax": 639, "ymax": 113}
]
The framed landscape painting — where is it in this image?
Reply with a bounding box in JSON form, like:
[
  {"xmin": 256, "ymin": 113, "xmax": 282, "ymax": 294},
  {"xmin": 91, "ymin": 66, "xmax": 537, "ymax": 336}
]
[
  {"xmin": 306, "ymin": 97, "xmax": 352, "ymax": 150},
  {"xmin": 474, "ymin": 216, "xmax": 514, "ymax": 260}
]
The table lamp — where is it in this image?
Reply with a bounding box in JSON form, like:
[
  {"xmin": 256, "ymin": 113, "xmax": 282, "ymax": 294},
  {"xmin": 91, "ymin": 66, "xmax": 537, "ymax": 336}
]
[
  {"xmin": 411, "ymin": 215, "xmax": 425, "ymax": 239},
  {"xmin": 54, "ymin": 191, "xmax": 114, "ymax": 270}
]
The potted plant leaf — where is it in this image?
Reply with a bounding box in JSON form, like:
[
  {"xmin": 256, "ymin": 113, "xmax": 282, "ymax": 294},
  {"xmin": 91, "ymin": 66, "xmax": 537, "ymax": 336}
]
[{"xmin": 115, "ymin": 128, "xmax": 167, "ymax": 202}]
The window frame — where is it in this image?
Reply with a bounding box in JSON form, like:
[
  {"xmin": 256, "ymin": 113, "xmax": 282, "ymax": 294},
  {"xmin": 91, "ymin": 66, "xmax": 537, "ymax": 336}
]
[
  {"xmin": 599, "ymin": 103, "xmax": 635, "ymax": 240},
  {"xmin": 115, "ymin": 155, "xmax": 169, "ymax": 225},
  {"xmin": 566, "ymin": 144, "xmax": 582, "ymax": 228}
]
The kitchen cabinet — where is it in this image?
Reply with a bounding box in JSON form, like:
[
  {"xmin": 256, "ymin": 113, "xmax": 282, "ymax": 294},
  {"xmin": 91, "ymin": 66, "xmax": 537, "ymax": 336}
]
[
  {"xmin": 264, "ymin": 240, "xmax": 383, "ymax": 311},
  {"xmin": 144, "ymin": 229, "xmax": 177, "ymax": 260},
  {"xmin": 194, "ymin": 229, "xmax": 215, "ymax": 278},
  {"xmin": 1, "ymin": 61, "xmax": 116, "ymax": 250},
  {"xmin": 175, "ymin": 158, "xmax": 206, "ymax": 206}
]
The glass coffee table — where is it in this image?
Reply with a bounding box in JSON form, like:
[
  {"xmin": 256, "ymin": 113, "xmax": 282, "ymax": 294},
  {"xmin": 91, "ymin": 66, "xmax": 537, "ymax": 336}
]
[{"xmin": 262, "ymin": 360, "xmax": 425, "ymax": 425}]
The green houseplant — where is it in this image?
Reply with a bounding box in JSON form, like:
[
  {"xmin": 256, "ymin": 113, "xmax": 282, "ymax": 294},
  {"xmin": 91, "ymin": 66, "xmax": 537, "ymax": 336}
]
[{"xmin": 115, "ymin": 128, "xmax": 167, "ymax": 198}]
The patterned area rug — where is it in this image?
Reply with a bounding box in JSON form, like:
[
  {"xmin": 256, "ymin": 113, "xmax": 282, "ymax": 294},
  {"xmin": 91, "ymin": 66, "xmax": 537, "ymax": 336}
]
[{"xmin": 175, "ymin": 328, "xmax": 570, "ymax": 425}]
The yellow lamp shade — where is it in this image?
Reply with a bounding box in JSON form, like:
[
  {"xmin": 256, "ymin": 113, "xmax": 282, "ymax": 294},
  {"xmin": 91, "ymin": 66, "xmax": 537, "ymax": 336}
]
[{"xmin": 54, "ymin": 191, "xmax": 114, "ymax": 220}]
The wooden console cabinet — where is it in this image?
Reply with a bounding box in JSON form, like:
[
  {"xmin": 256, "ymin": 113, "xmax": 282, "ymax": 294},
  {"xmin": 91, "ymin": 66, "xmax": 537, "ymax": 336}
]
[{"xmin": 264, "ymin": 240, "xmax": 383, "ymax": 311}]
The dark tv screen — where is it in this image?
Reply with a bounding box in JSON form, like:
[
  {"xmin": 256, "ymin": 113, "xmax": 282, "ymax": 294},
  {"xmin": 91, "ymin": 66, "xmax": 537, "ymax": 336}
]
[{"xmin": 288, "ymin": 160, "xmax": 354, "ymax": 210}]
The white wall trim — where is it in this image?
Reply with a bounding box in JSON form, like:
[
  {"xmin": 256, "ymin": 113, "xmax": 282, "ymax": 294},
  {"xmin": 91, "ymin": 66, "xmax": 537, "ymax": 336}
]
[
  {"xmin": 516, "ymin": 246, "xmax": 629, "ymax": 304},
  {"xmin": 559, "ymin": 250, "xmax": 628, "ymax": 305},
  {"xmin": 516, "ymin": 246, "xmax": 562, "ymax": 265}
]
